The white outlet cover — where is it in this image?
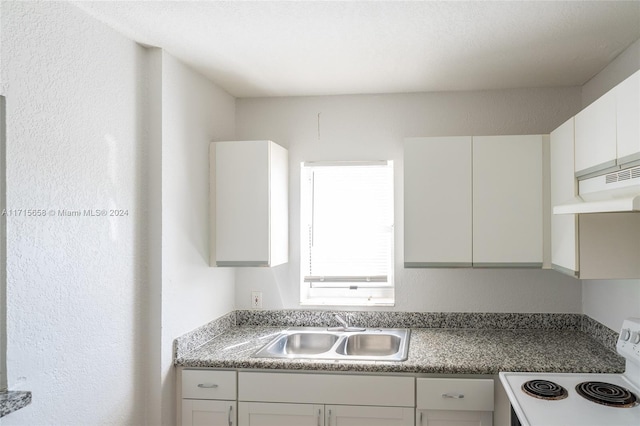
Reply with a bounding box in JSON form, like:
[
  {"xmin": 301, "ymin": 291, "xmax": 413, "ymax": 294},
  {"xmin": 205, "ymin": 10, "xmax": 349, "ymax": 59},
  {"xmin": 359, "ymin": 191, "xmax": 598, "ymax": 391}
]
[{"xmin": 251, "ymin": 291, "xmax": 262, "ymax": 309}]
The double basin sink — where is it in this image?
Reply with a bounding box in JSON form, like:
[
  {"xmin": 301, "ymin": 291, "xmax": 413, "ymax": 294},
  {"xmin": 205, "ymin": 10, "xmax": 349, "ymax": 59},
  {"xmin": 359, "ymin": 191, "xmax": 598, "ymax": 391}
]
[{"xmin": 253, "ymin": 327, "xmax": 410, "ymax": 362}]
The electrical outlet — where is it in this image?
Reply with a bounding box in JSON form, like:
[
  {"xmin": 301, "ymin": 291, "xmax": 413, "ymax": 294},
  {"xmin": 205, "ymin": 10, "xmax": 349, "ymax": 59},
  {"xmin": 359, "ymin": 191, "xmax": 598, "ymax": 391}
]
[{"xmin": 251, "ymin": 291, "xmax": 262, "ymax": 309}]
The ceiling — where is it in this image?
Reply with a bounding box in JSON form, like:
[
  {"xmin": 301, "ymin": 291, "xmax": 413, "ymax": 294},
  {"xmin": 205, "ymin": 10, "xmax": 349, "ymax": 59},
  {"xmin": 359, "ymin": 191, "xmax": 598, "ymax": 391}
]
[{"xmin": 75, "ymin": 1, "xmax": 640, "ymax": 98}]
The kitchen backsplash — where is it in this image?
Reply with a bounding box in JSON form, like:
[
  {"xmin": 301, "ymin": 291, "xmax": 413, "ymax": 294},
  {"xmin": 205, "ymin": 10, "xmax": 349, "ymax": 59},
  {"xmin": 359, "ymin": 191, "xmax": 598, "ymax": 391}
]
[{"xmin": 174, "ymin": 310, "xmax": 619, "ymax": 359}]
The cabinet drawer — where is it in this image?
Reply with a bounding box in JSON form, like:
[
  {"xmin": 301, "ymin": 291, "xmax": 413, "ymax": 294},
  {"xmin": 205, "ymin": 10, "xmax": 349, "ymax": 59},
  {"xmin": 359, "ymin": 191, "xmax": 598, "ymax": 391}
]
[
  {"xmin": 416, "ymin": 378, "xmax": 493, "ymax": 411},
  {"xmin": 182, "ymin": 369, "xmax": 236, "ymax": 400},
  {"xmin": 239, "ymin": 372, "xmax": 414, "ymax": 407}
]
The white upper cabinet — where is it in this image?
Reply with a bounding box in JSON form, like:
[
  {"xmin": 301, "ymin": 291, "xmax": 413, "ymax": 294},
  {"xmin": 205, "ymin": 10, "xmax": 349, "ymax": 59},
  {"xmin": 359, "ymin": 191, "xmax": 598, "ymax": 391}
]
[
  {"xmin": 211, "ymin": 140, "xmax": 288, "ymax": 267},
  {"xmin": 574, "ymin": 89, "xmax": 617, "ymax": 177},
  {"xmin": 616, "ymin": 70, "xmax": 640, "ymax": 166},
  {"xmin": 404, "ymin": 135, "xmax": 544, "ymax": 268},
  {"xmin": 473, "ymin": 135, "xmax": 544, "ymax": 267},
  {"xmin": 550, "ymin": 118, "xmax": 579, "ymax": 276},
  {"xmin": 575, "ymin": 69, "xmax": 640, "ymax": 177},
  {"xmin": 404, "ymin": 137, "xmax": 472, "ymax": 267},
  {"xmin": 550, "ymin": 111, "xmax": 640, "ymax": 280}
]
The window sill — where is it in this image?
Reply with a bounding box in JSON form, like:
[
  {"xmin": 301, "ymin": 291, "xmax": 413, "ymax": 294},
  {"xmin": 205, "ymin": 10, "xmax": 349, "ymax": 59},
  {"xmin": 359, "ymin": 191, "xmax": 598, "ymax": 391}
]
[
  {"xmin": 0, "ymin": 390, "xmax": 32, "ymax": 418},
  {"xmin": 300, "ymin": 300, "xmax": 395, "ymax": 307}
]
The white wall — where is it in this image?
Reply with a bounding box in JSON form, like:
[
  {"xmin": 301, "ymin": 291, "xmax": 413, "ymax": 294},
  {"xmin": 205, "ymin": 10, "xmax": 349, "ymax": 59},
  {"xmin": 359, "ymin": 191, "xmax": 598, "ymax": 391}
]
[
  {"xmin": 1, "ymin": 95, "xmax": 6, "ymax": 392},
  {"xmin": 580, "ymin": 38, "xmax": 640, "ymax": 331},
  {"xmin": 1, "ymin": 1, "xmax": 148, "ymax": 424},
  {"xmin": 235, "ymin": 88, "xmax": 583, "ymax": 312},
  {"xmin": 1, "ymin": 2, "xmax": 237, "ymax": 425},
  {"xmin": 155, "ymin": 50, "xmax": 236, "ymax": 425}
]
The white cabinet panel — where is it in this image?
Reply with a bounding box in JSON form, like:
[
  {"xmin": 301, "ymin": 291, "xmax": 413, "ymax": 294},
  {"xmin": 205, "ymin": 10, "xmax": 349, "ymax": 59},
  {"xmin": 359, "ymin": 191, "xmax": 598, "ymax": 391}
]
[
  {"xmin": 575, "ymin": 89, "xmax": 617, "ymax": 177},
  {"xmin": 472, "ymin": 135, "xmax": 543, "ymax": 266},
  {"xmin": 417, "ymin": 410, "xmax": 492, "ymax": 426},
  {"xmin": 328, "ymin": 405, "xmax": 413, "ymax": 426},
  {"xmin": 238, "ymin": 402, "xmax": 323, "ymax": 426},
  {"xmin": 183, "ymin": 400, "xmax": 236, "ymax": 426},
  {"xmin": 550, "ymin": 118, "xmax": 579, "ymax": 276},
  {"xmin": 182, "ymin": 370, "xmax": 237, "ymax": 400},
  {"xmin": 416, "ymin": 378, "xmax": 494, "ymax": 412},
  {"xmin": 239, "ymin": 372, "xmax": 414, "ymax": 407},
  {"xmin": 404, "ymin": 137, "xmax": 472, "ymax": 267},
  {"xmin": 416, "ymin": 378, "xmax": 493, "ymax": 426},
  {"xmin": 211, "ymin": 140, "xmax": 288, "ymax": 267},
  {"xmin": 616, "ymin": 70, "xmax": 640, "ymax": 166}
]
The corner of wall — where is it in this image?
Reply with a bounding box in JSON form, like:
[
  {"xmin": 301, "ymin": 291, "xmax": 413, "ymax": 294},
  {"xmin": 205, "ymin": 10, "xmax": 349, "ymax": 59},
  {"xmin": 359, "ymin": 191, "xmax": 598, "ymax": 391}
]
[{"xmin": 581, "ymin": 38, "xmax": 640, "ymax": 107}]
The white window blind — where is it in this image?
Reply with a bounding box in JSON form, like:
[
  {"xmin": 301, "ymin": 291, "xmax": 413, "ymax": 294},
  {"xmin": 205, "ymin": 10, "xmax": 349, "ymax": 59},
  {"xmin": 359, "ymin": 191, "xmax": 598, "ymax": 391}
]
[{"xmin": 300, "ymin": 161, "xmax": 394, "ymax": 306}]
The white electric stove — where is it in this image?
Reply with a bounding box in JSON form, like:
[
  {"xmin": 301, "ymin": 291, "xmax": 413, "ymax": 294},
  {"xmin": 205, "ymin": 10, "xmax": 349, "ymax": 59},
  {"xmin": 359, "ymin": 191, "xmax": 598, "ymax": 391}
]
[{"xmin": 500, "ymin": 318, "xmax": 640, "ymax": 426}]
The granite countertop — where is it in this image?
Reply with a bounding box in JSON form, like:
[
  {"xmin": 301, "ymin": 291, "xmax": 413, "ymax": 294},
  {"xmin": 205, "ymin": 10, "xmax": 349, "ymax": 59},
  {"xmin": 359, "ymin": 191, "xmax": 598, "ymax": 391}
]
[
  {"xmin": 0, "ymin": 391, "xmax": 32, "ymax": 418},
  {"xmin": 175, "ymin": 326, "xmax": 625, "ymax": 375}
]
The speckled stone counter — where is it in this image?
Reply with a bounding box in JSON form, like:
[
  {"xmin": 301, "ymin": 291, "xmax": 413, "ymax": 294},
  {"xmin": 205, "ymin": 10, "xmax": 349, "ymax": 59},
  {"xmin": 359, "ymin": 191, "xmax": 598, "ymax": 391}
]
[
  {"xmin": 175, "ymin": 325, "xmax": 625, "ymax": 375},
  {"xmin": 0, "ymin": 391, "xmax": 32, "ymax": 418}
]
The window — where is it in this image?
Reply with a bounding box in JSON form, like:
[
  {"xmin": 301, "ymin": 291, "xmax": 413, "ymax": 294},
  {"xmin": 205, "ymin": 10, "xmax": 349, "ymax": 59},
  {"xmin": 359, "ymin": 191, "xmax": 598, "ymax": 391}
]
[{"xmin": 300, "ymin": 161, "xmax": 394, "ymax": 306}]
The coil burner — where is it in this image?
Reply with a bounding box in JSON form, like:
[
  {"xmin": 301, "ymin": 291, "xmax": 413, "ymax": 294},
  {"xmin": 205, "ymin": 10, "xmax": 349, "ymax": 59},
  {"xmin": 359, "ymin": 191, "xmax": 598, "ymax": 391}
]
[
  {"xmin": 521, "ymin": 380, "xmax": 568, "ymax": 400},
  {"xmin": 575, "ymin": 381, "xmax": 639, "ymax": 408}
]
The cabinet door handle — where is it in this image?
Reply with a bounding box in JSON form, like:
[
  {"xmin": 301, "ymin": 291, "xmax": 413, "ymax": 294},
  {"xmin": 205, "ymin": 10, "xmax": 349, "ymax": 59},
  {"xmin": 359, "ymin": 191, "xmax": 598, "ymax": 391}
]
[
  {"xmin": 228, "ymin": 405, "xmax": 233, "ymax": 426},
  {"xmin": 441, "ymin": 393, "xmax": 464, "ymax": 399},
  {"xmin": 419, "ymin": 411, "xmax": 423, "ymax": 426},
  {"xmin": 197, "ymin": 383, "xmax": 219, "ymax": 388},
  {"xmin": 328, "ymin": 408, "xmax": 332, "ymax": 426},
  {"xmin": 317, "ymin": 408, "xmax": 321, "ymax": 426}
]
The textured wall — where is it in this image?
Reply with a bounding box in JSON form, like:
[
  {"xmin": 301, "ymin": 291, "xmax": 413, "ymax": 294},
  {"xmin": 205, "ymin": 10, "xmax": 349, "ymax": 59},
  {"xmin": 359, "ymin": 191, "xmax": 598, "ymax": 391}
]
[
  {"xmin": 235, "ymin": 88, "xmax": 584, "ymax": 313},
  {"xmin": 1, "ymin": 2, "xmax": 238, "ymax": 424},
  {"xmin": 157, "ymin": 51, "xmax": 236, "ymax": 425},
  {"xmin": 1, "ymin": 1, "xmax": 148, "ymax": 424}
]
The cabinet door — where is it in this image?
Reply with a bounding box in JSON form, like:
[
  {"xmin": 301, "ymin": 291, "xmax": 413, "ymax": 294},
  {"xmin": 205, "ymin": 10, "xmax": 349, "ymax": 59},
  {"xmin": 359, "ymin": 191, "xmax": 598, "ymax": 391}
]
[
  {"xmin": 404, "ymin": 137, "xmax": 472, "ymax": 267},
  {"xmin": 327, "ymin": 405, "xmax": 413, "ymax": 426},
  {"xmin": 238, "ymin": 402, "xmax": 323, "ymax": 426},
  {"xmin": 550, "ymin": 118, "xmax": 579, "ymax": 276},
  {"xmin": 215, "ymin": 141, "xmax": 270, "ymax": 265},
  {"xmin": 574, "ymin": 89, "xmax": 617, "ymax": 177},
  {"xmin": 616, "ymin": 70, "xmax": 640, "ymax": 166},
  {"xmin": 182, "ymin": 400, "xmax": 236, "ymax": 426},
  {"xmin": 416, "ymin": 410, "xmax": 492, "ymax": 426},
  {"xmin": 472, "ymin": 135, "xmax": 543, "ymax": 267}
]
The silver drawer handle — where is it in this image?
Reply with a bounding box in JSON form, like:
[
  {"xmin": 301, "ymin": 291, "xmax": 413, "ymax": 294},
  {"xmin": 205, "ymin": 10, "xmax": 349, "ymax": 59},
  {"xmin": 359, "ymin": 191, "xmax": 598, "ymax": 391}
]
[
  {"xmin": 442, "ymin": 393, "xmax": 464, "ymax": 399},
  {"xmin": 197, "ymin": 383, "xmax": 219, "ymax": 388}
]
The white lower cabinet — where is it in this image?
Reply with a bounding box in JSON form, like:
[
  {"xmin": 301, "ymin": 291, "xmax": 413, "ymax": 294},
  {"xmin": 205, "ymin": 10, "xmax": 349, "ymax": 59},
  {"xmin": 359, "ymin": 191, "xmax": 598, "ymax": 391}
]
[
  {"xmin": 238, "ymin": 402, "xmax": 323, "ymax": 426},
  {"xmin": 238, "ymin": 402, "xmax": 413, "ymax": 426},
  {"xmin": 416, "ymin": 410, "xmax": 492, "ymax": 426},
  {"xmin": 328, "ymin": 405, "xmax": 413, "ymax": 426},
  {"xmin": 416, "ymin": 378, "xmax": 494, "ymax": 426},
  {"xmin": 183, "ymin": 400, "xmax": 236, "ymax": 426},
  {"xmin": 181, "ymin": 370, "xmax": 238, "ymax": 426},
  {"xmin": 238, "ymin": 372, "xmax": 415, "ymax": 426},
  {"xmin": 180, "ymin": 369, "xmax": 495, "ymax": 426}
]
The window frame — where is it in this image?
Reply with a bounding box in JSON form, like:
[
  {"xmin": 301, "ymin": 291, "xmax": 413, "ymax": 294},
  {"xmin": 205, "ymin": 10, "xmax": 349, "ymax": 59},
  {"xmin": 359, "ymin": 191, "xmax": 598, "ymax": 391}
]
[{"xmin": 299, "ymin": 160, "xmax": 395, "ymax": 307}]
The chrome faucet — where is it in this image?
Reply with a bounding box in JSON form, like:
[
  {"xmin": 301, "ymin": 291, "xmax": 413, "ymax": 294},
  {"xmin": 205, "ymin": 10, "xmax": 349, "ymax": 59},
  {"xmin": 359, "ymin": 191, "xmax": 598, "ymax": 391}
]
[
  {"xmin": 334, "ymin": 314, "xmax": 349, "ymax": 328},
  {"xmin": 328, "ymin": 313, "xmax": 365, "ymax": 332}
]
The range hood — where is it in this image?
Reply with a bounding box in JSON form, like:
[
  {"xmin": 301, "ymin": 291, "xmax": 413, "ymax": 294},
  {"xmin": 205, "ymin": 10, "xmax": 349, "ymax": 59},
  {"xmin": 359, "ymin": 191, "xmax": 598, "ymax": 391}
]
[{"xmin": 554, "ymin": 165, "xmax": 640, "ymax": 214}]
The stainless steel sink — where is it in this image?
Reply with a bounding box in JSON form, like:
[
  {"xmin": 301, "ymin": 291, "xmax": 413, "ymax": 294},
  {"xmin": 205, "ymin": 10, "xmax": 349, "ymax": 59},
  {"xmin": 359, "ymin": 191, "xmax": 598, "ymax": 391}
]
[
  {"xmin": 335, "ymin": 333, "xmax": 402, "ymax": 356},
  {"xmin": 253, "ymin": 328, "xmax": 410, "ymax": 361},
  {"xmin": 273, "ymin": 332, "xmax": 339, "ymax": 355}
]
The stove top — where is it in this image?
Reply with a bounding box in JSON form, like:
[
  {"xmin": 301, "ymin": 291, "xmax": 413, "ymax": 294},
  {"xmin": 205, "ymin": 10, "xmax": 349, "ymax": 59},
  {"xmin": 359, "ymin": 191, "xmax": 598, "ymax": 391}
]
[
  {"xmin": 500, "ymin": 318, "xmax": 640, "ymax": 426},
  {"xmin": 575, "ymin": 381, "xmax": 638, "ymax": 408},
  {"xmin": 521, "ymin": 379, "xmax": 568, "ymax": 400},
  {"xmin": 501, "ymin": 373, "xmax": 640, "ymax": 426}
]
